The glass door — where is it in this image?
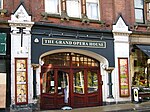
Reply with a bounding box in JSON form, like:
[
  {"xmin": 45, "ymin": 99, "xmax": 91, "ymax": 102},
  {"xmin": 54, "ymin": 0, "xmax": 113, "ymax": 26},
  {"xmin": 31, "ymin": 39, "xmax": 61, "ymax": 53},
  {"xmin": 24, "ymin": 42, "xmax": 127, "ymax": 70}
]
[
  {"xmin": 40, "ymin": 69, "xmax": 69, "ymax": 109},
  {"xmin": 72, "ymin": 69, "xmax": 102, "ymax": 107}
]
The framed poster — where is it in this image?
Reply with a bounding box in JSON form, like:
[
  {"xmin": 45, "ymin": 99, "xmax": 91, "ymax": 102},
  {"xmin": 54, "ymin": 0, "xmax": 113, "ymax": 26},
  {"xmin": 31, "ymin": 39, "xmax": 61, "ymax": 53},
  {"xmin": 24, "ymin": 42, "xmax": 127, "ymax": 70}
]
[
  {"xmin": 15, "ymin": 58, "xmax": 28, "ymax": 104},
  {"xmin": 118, "ymin": 58, "xmax": 129, "ymax": 97},
  {"xmin": 0, "ymin": 73, "xmax": 6, "ymax": 108}
]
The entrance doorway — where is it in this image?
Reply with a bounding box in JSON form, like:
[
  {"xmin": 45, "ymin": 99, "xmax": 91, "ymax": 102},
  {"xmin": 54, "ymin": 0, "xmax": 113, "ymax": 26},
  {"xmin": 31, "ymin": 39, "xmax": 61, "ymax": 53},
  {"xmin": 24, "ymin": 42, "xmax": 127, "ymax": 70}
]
[{"xmin": 40, "ymin": 53, "xmax": 102, "ymax": 109}]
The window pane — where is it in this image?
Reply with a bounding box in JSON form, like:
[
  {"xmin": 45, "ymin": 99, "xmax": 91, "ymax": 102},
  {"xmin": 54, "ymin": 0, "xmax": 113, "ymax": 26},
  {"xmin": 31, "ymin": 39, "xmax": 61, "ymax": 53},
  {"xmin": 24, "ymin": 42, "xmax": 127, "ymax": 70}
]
[
  {"xmin": 86, "ymin": 2, "xmax": 99, "ymax": 20},
  {"xmin": 88, "ymin": 71, "xmax": 98, "ymax": 93},
  {"xmin": 134, "ymin": 0, "xmax": 143, "ymax": 8},
  {"xmin": 45, "ymin": 0, "xmax": 59, "ymax": 13},
  {"xmin": 66, "ymin": 0, "xmax": 80, "ymax": 17},
  {"xmin": 0, "ymin": 0, "xmax": 1, "ymax": 9},
  {"xmin": 73, "ymin": 71, "xmax": 84, "ymax": 94},
  {"xmin": 0, "ymin": 33, "xmax": 6, "ymax": 55},
  {"xmin": 147, "ymin": 3, "xmax": 150, "ymax": 20},
  {"xmin": 42, "ymin": 70, "xmax": 55, "ymax": 93},
  {"xmin": 0, "ymin": 60, "xmax": 6, "ymax": 73},
  {"xmin": 135, "ymin": 9, "xmax": 144, "ymax": 23}
]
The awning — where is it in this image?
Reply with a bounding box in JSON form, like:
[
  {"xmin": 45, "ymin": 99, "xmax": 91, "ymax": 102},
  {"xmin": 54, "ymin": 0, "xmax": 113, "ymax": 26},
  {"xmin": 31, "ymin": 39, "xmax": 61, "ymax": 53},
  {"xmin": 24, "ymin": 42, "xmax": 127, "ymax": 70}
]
[{"xmin": 136, "ymin": 45, "xmax": 150, "ymax": 57}]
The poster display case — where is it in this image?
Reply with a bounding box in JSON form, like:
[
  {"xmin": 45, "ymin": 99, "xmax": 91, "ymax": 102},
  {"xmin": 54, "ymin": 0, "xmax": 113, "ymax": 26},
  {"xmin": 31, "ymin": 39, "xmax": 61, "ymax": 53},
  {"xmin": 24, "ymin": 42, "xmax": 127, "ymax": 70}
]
[
  {"xmin": 118, "ymin": 58, "xmax": 130, "ymax": 97},
  {"xmin": 15, "ymin": 58, "xmax": 28, "ymax": 104}
]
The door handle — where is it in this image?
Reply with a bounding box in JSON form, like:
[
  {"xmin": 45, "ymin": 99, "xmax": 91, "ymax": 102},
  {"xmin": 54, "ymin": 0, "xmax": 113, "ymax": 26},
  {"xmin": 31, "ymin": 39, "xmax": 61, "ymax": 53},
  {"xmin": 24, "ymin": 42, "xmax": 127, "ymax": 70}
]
[{"xmin": 100, "ymin": 81, "xmax": 103, "ymax": 85}]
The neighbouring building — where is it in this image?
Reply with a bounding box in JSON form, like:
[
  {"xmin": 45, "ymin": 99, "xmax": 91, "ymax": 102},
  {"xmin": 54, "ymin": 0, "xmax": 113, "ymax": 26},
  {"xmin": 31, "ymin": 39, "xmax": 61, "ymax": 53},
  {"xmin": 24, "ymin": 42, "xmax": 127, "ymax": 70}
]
[{"xmin": 0, "ymin": 0, "xmax": 150, "ymax": 111}]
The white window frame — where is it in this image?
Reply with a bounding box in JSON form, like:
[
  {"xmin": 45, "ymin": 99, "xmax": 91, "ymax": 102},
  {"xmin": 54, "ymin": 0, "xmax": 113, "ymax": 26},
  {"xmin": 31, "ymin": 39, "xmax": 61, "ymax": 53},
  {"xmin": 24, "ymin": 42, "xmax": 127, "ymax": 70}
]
[
  {"xmin": 86, "ymin": 0, "xmax": 100, "ymax": 20},
  {"xmin": 45, "ymin": 0, "xmax": 60, "ymax": 14},
  {"xmin": 66, "ymin": 0, "xmax": 81, "ymax": 18},
  {"xmin": 147, "ymin": 3, "xmax": 150, "ymax": 21},
  {"xmin": 134, "ymin": 0, "xmax": 144, "ymax": 23}
]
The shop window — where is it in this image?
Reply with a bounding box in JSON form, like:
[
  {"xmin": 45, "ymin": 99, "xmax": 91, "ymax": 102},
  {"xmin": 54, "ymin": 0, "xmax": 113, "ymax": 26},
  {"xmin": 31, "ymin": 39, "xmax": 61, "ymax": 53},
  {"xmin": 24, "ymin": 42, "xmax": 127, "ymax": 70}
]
[
  {"xmin": 87, "ymin": 71, "xmax": 98, "ymax": 93},
  {"xmin": 86, "ymin": 0, "xmax": 99, "ymax": 20},
  {"xmin": 66, "ymin": 0, "xmax": 81, "ymax": 18},
  {"xmin": 73, "ymin": 71, "xmax": 84, "ymax": 94},
  {"xmin": 132, "ymin": 49, "xmax": 149, "ymax": 87},
  {"xmin": 45, "ymin": 0, "xmax": 60, "ymax": 14},
  {"xmin": 134, "ymin": 0, "xmax": 144, "ymax": 23}
]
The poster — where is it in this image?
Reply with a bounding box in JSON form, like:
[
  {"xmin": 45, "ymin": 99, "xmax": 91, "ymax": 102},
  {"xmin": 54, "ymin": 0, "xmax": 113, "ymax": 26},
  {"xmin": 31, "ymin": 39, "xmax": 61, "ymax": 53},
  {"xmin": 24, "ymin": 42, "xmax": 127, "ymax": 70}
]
[
  {"xmin": 15, "ymin": 58, "xmax": 28, "ymax": 104},
  {"xmin": 0, "ymin": 73, "xmax": 6, "ymax": 108},
  {"xmin": 118, "ymin": 58, "xmax": 129, "ymax": 97}
]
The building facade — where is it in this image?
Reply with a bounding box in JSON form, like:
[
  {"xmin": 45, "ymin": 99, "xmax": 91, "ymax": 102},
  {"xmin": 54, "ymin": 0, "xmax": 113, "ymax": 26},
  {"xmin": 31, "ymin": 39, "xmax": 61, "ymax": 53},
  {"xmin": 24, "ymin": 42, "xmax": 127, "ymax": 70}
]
[{"xmin": 0, "ymin": 0, "xmax": 150, "ymax": 111}]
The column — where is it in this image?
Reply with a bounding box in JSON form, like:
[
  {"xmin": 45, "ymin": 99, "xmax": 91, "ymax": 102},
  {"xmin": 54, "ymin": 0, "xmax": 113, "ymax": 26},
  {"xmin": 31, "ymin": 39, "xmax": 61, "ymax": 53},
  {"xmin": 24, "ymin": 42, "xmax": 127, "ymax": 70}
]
[
  {"xmin": 105, "ymin": 67, "xmax": 114, "ymax": 98},
  {"xmin": 32, "ymin": 64, "xmax": 39, "ymax": 99}
]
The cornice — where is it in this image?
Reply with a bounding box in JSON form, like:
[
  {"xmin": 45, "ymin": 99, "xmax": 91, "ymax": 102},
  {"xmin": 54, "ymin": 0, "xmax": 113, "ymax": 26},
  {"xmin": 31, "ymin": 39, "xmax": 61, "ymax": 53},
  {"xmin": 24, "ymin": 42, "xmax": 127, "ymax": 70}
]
[
  {"xmin": 8, "ymin": 21, "xmax": 34, "ymax": 27},
  {"xmin": 113, "ymin": 32, "xmax": 131, "ymax": 36}
]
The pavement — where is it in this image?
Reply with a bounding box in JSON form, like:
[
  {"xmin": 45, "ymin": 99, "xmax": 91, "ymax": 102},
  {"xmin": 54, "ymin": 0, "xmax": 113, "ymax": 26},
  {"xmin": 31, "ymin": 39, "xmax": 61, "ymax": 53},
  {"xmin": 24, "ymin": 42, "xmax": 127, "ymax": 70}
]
[
  {"xmin": 40, "ymin": 101, "xmax": 150, "ymax": 112},
  {"xmin": 5, "ymin": 101, "xmax": 150, "ymax": 112}
]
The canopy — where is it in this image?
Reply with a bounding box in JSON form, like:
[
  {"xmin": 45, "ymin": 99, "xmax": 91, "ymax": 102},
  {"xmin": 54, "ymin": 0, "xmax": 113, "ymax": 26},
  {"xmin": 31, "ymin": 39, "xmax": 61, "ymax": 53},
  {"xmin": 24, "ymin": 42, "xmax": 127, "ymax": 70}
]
[{"xmin": 136, "ymin": 45, "xmax": 150, "ymax": 57}]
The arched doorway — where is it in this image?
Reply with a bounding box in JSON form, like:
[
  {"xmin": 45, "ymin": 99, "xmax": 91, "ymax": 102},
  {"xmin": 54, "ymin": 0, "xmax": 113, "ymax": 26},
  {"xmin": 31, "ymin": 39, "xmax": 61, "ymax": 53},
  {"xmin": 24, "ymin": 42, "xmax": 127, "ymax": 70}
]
[{"xmin": 40, "ymin": 52, "xmax": 102, "ymax": 109}]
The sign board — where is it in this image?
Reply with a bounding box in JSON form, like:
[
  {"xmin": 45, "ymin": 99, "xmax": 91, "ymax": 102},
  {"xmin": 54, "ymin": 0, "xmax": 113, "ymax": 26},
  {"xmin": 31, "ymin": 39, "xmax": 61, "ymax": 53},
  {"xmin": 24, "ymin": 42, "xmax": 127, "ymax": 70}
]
[
  {"xmin": 42, "ymin": 38, "xmax": 106, "ymax": 48},
  {"xmin": 0, "ymin": 33, "xmax": 6, "ymax": 55}
]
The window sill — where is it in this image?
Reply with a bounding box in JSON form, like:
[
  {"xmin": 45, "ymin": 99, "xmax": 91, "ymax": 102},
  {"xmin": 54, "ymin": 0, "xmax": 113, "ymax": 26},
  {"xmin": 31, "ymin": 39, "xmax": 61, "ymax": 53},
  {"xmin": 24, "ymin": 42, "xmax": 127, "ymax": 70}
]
[
  {"xmin": 41, "ymin": 12, "xmax": 105, "ymax": 25},
  {"xmin": 133, "ymin": 22, "xmax": 150, "ymax": 30}
]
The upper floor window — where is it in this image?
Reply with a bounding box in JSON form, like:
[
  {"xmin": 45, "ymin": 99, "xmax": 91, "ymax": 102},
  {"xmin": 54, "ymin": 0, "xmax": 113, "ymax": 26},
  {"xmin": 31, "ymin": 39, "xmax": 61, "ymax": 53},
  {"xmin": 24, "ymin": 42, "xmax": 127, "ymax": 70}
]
[
  {"xmin": 66, "ymin": 0, "xmax": 81, "ymax": 18},
  {"xmin": 86, "ymin": 0, "xmax": 99, "ymax": 20},
  {"xmin": 134, "ymin": 0, "xmax": 144, "ymax": 23},
  {"xmin": 0, "ymin": 33, "xmax": 6, "ymax": 55},
  {"xmin": 45, "ymin": 0, "xmax": 60, "ymax": 14},
  {"xmin": 146, "ymin": 3, "xmax": 150, "ymax": 21},
  {"xmin": 0, "ymin": 0, "xmax": 3, "ymax": 9}
]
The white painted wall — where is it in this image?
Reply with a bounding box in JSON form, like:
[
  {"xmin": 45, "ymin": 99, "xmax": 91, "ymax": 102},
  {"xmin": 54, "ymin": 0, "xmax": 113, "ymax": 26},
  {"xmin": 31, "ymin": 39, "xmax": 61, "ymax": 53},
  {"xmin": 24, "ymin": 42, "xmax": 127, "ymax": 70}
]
[
  {"xmin": 112, "ymin": 16, "xmax": 132, "ymax": 103},
  {"xmin": 8, "ymin": 4, "xmax": 34, "ymax": 105}
]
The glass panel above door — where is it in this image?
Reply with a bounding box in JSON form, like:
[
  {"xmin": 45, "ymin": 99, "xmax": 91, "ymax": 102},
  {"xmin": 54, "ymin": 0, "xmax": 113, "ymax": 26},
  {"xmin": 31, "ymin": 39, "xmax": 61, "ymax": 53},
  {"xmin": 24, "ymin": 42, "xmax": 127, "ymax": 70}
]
[{"xmin": 41, "ymin": 52, "xmax": 99, "ymax": 67}]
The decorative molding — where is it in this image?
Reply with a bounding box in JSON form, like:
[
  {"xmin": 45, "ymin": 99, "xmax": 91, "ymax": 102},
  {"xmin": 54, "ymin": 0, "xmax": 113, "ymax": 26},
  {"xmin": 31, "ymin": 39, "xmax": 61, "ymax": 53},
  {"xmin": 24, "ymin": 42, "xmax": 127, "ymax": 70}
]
[
  {"xmin": 0, "ymin": 9, "xmax": 7, "ymax": 17},
  {"xmin": 60, "ymin": 11, "xmax": 69, "ymax": 21},
  {"xmin": 113, "ymin": 32, "xmax": 131, "ymax": 36},
  {"xmin": 9, "ymin": 22, "xmax": 34, "ymax": 27},
  {"xmin": 32, "ymin": 64, "xmax": 39, "ymax": 70},
  {"xmin": 10, "ymin": 4, "xmax": 31, "ymax": 22},
  {"xmin": 105, "ymin": 67, "xmax": 114, "ymax": 73},
  {"xmin": 81, "ymin": 14, "xmax": 90, "ymax": 24},
  {"xmin": 113, "ymin": 16, "xmax": 132, "ymax": 36}
]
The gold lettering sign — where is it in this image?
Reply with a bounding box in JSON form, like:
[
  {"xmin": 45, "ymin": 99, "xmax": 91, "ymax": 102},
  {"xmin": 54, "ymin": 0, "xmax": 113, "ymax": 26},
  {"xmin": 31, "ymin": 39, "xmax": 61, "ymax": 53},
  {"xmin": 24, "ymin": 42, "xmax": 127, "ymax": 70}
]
[{"xmin": 42, "ymin": 38, "xmax": 106, "ymax": 48}]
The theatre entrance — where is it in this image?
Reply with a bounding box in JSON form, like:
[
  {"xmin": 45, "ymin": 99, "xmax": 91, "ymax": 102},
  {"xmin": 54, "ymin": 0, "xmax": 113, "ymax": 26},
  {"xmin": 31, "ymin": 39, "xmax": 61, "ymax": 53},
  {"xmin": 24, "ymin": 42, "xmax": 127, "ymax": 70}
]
[{"xmin": 40, "ymin": 53, "xmax": 102, "ymax": 109}]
